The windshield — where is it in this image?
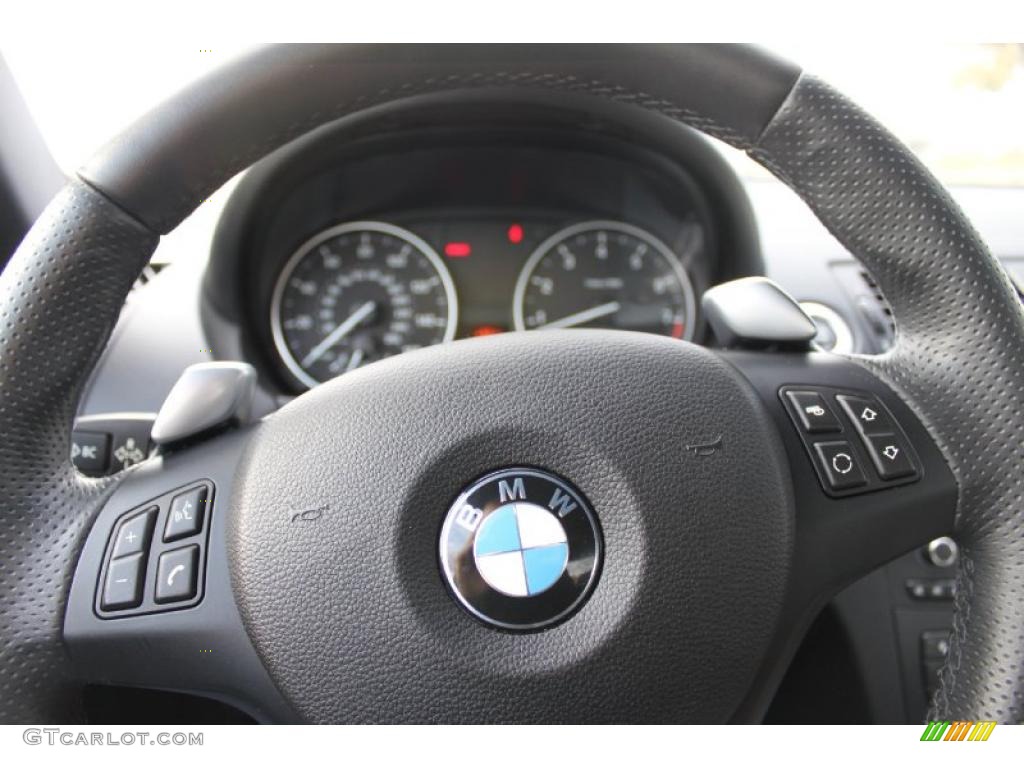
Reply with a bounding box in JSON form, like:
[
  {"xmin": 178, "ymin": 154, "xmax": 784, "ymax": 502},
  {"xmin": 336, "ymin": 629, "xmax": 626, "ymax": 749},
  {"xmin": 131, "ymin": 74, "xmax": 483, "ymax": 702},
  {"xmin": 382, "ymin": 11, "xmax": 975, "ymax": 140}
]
[{"xmin": 3, "ymin": 42, "xmax": 1023, "ymax": 187}]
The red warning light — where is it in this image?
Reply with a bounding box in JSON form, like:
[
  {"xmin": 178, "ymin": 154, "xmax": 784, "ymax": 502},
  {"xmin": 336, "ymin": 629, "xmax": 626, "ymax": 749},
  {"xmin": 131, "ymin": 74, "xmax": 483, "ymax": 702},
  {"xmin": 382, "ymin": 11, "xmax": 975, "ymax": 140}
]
[
  {"xmin": 444, "ymin": 242, "xmax": 472, "ymax": 258},
  {"xmin": 470, "ymin": 325, "xmax": 505, "ymax": 337},
  {"xmin": 507, "ymin": 223, "xmax": 524, "ymax": 244}
]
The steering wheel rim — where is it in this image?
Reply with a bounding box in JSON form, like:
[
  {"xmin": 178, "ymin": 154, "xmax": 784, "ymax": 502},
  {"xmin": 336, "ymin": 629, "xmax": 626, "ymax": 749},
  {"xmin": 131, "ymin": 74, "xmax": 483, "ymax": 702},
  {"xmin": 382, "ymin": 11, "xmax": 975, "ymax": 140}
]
[{"xmin": 1, "ymin": 43, "xmax": 1021, "ymax": 723}]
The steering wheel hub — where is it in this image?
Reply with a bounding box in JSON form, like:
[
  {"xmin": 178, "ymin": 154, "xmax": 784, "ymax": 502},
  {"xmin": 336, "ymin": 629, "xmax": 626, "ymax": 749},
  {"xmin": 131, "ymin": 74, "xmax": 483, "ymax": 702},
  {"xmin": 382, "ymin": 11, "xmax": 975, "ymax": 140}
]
[{"xmin": 228, "ymin": 330, "xmax": 794, "ymax": 722}]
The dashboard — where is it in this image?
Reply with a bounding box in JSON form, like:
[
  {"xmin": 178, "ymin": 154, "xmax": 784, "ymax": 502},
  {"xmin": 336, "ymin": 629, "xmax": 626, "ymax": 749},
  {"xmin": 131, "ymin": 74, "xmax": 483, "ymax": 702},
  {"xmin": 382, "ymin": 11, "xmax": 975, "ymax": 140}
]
[{"xmin": 200, "ymin": 92, "xmax": 763, "ymax": 395}]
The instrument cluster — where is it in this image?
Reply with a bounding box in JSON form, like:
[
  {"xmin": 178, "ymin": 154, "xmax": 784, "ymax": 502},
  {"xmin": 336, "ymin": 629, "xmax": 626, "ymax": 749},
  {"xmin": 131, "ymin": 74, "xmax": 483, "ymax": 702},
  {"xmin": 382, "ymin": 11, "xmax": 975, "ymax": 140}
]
[
  {"xmin": 205, "ymin": 100, "xmax": 762, "ymax": 394},
  {"xmin": 270, "ymin": 214, "xmax": 703, "ymax": 389}
]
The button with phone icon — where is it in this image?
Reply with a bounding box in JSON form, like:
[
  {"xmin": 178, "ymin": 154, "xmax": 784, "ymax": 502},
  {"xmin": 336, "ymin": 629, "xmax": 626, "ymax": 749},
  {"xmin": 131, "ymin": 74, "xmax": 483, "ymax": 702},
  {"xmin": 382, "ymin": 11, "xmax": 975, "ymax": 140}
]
[{"xmin": 154, "ymin": 545, "xmax": 199, "ymax": 603}]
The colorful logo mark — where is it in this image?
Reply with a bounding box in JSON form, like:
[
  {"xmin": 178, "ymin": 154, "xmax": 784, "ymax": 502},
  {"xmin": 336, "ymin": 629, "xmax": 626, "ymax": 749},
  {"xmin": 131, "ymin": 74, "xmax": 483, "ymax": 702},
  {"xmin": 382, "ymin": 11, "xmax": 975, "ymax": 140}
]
[{"xmin": 921, "ymin": 721, "xmax": 996, "ymax": 742}]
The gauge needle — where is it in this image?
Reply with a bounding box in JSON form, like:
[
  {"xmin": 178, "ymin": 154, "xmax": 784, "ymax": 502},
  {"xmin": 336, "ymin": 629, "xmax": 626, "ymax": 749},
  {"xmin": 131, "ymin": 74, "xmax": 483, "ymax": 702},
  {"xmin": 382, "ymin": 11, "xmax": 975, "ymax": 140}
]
[
  {"xmin": 537, "ymin": 301, "xmax": 621, "ymax": 330},
  {"xmin": 343, "ymin": 347, "xmax": 365, "ymax": 373},
  {"xmin": 301, "ymin": 301, "xmax": 376, "ymax": 367}
]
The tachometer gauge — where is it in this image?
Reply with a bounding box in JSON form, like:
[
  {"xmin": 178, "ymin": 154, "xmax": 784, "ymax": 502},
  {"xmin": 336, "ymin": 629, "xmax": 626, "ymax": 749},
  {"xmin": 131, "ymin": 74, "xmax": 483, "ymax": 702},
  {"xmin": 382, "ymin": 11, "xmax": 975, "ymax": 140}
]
[
  {"xmin": 513, "ymin": 221, "xmax": 696, "ymax": 340},
  {"xmin": 271, "ymin": 222, "xmax": 457, "ymax": 389}
]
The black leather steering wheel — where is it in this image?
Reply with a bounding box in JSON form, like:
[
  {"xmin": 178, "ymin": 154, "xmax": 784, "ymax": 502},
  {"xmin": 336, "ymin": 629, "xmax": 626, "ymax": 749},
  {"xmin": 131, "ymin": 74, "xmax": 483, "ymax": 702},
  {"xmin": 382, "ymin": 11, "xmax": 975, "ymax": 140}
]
[{"xmin": 1, "ymin": 44, "xmax": 1022, "ymax": 724}]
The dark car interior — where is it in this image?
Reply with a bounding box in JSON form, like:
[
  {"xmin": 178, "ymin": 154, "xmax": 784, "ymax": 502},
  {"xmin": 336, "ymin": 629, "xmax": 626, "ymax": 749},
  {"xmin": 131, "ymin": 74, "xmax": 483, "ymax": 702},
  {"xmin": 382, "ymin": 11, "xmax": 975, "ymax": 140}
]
[{"xmin": 1, "ymin": 44, "xmax": 1022, "ymax": 726}]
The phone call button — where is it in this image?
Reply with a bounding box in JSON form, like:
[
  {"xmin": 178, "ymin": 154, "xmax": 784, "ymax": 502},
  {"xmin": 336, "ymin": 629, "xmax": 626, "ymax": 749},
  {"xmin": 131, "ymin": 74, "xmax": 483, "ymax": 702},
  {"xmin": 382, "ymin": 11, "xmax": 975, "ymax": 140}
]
[{"xmin": 155, "ymin": 545, "xmax": 199, "ymax": 603}]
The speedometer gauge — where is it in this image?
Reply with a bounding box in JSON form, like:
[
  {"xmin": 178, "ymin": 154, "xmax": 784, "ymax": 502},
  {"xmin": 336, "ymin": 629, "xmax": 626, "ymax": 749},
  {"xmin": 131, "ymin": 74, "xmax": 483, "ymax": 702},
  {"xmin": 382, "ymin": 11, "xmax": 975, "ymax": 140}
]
[
  {"xmin": 513, "ymin": 221, "xmax": 696, "ymax": 340},
  {"xmin": 271, "ymin": 222, "xmax": 457, "ymax": 389}
]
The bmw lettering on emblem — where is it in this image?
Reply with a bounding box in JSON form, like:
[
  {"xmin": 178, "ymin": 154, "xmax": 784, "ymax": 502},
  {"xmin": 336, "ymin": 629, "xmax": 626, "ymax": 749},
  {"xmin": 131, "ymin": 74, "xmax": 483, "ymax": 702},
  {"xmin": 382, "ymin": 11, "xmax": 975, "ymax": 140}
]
[{"xmin": 439, "ymin": 467, "xmax": 602, "ymax": 630}]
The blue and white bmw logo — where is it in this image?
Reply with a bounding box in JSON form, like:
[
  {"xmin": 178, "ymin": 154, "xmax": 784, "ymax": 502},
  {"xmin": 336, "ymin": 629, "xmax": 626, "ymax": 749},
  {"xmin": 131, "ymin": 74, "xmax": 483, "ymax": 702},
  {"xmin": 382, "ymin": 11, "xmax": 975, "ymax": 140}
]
[{"xmin": 439, "ymin": 467, "xmax": 602, "ymax": 630}]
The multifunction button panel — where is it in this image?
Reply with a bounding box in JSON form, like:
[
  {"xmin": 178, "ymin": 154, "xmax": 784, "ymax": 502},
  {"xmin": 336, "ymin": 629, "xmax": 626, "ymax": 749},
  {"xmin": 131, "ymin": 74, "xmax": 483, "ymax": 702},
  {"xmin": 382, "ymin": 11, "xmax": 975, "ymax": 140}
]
[
  {"xmin": 95, "ymin": 481, "xmax": 213, "ymax": 618},
  {"xmin": 72, "ymin": 413, "xmax": 155, "ymax": 477},
  {"xmin": 780, "ymin": 386, "xmax": 921, "ymax": 497}
]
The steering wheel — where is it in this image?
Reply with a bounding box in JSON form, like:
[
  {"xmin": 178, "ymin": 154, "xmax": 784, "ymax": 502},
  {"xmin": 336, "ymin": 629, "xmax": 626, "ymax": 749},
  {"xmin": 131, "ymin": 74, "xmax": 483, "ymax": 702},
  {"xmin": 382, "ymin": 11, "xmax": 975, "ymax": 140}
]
[{"xmin": 1, "ymin": 44, "xmax": 1022, "ymax": 724}]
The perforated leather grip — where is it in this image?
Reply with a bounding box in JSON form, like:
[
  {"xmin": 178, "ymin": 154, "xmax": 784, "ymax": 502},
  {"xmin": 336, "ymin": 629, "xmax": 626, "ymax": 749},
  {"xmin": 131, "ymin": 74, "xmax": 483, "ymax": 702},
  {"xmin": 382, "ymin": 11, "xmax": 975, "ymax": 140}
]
[
  {"xmin": 0, "ymin": 183, "xmax": 157, "ymax": 721},
  {"xmin": 753, "ymin": 76, "xmax": 1024, "ymax": 722}
]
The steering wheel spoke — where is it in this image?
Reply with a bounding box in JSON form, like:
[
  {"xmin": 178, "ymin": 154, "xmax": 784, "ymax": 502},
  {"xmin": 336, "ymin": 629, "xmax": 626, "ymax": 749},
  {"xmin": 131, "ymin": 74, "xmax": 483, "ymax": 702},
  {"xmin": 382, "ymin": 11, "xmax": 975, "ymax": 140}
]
[
  {"xmin": 63, "ymin": 428, "xmax": 297, "ymax": 723},
  {"xmin": 721, "ymin": 349, "xmax": 957, "ymax": 720}
]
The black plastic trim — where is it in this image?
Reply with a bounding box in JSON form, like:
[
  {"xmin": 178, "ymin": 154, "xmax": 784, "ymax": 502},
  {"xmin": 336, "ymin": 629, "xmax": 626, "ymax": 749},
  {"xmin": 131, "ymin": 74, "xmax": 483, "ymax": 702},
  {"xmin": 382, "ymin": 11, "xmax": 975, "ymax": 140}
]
[
  {"xmin": 94, "ymin": 480, "xmax": 213, "ymax": 619},
  {"xmin": 720, "ymin": 350, "xmax": 957, "ymax": 723},
  {"xmin": 64, "ymin": 428, "xmax": 297, "ymax": 724},
  {"xmin": 779, "ymin": 385, "xmax": 922, "ymax": 498}
]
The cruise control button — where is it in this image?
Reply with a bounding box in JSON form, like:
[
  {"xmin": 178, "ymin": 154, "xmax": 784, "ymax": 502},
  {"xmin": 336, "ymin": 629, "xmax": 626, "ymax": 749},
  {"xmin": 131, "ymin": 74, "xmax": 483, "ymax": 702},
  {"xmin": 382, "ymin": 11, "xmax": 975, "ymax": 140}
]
[
  {"xmin": 864, "ymin": 433, "xmax": 916, "ymax": 480},
  {"xmin": 164, "ymin": 486, "xmax": 208, "ymax": 541},
  {"xmin": 155, "ymin": 545, "xmax": 199, "ymax": 603},
  {"xmin": 785, "ymin": 390, "xmax": 841, "ymax": 433},
  {"xmin": 813, "ymin": 441, "xmax": 867, "ymax": 490},
  {"xmin": 111, "ymin": 507, "xmax": 156, "ymax": 559},
  {"xmin": 102, "ymin": 553, "xmax": 146, "ymax": 610},
  {"xmin": 836, "ymin": 395, "xmax": 894, "ymax": 436}
]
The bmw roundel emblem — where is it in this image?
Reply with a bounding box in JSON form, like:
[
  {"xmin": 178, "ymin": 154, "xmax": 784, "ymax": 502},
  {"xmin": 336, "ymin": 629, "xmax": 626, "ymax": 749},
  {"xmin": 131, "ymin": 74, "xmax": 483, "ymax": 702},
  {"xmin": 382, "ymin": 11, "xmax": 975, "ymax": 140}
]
[{"xmin": 439, "ymin": 467, "xmax": 602, "ymax": 631}]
